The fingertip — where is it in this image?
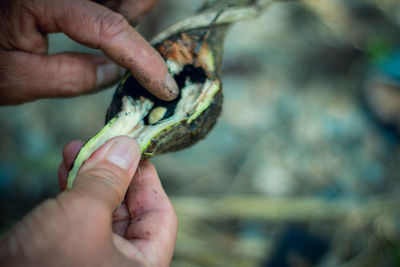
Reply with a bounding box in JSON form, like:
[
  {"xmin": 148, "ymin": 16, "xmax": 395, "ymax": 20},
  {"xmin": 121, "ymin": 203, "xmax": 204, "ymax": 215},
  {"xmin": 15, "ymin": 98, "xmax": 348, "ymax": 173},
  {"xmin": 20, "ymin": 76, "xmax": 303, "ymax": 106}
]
[
  {"xmin": 62, "ymin": 140, "xmax": 84, "ymax": 168},
  {"xmin": 163, "ymin": 73, "xmax": 180, "ymax": 100},
  {"xmin": 58, "ymin": 162, "xmax": 68, "ymax": 191},
  {"xmin": 132, "ymin": 159, "xmax": 158, "ymax": 182},
  {"xmin": 132, "ymin": 74, "xmax": 179, "ymax": 102}
]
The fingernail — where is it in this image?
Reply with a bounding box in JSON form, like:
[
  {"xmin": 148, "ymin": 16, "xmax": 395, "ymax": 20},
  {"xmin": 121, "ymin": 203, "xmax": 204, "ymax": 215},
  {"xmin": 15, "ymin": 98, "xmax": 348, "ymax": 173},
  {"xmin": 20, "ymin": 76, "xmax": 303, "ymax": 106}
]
[
  {"xmin": 96, "ymin": 63, "xmax": 122, "ymax": 88},
  {"xmin": 106, "ymin": 138, "xmax": 139, "ymax": 170},
  {"xmin": 165, "ymin": 73, "xmax": 179, "ymax": 98}
]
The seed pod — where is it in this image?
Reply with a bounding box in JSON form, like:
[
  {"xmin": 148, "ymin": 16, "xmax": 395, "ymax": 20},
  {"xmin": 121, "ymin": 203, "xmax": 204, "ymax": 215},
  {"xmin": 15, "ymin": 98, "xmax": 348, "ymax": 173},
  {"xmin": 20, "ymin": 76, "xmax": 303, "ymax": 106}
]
[{"xmin": 67, "ymin": 0, "xmax": 270, "ymax": 188}]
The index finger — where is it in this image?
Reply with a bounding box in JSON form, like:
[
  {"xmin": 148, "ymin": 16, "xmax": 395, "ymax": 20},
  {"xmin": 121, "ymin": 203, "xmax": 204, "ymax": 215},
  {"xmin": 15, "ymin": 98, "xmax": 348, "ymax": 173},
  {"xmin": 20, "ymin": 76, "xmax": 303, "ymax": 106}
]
[
  {"xmin": 28, "ymin": 0, "xmax": 178, "ymax": 100},
  {"xmin": 100, "ymin": 0, "xmax": 158, "ymax": 23}
]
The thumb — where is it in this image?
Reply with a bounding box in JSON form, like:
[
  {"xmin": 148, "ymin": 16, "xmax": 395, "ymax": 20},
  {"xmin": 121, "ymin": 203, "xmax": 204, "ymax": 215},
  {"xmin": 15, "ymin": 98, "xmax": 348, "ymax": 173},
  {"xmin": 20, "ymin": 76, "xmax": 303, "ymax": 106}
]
[{"xmin": 70, "ymin": 136, "xmax": 141, "ymax": 213}]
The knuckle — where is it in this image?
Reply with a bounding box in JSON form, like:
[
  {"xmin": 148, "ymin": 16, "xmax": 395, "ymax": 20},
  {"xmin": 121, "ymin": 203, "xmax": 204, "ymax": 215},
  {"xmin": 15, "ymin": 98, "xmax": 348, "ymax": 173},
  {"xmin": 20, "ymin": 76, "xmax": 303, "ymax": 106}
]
[
  {"xmin": 57, "ymin": 77, "xmax": 80, "ymax": 95},
  {"xmin": 55, "ymin": 192, "xmax": 91, "ymax": 219},
  {"xmin": 0, "ymin": 52, "xmax": 18, "ymax": 82},
  {"xmin": 1, "ymin": 0, "xmax": 46, "ymax": 53},
  {"xmin": 37, "ymin": 198, "xmax": 59, "ymax": 214},
  {"xmin": 94, "ymin": 11, "xmax": 129, "ymax": 41},
  {"xmin": 65, "ymin": 187, "xmax": 110, "ymax": 219},
  {"xmin": 6, "ymin": 199, "xmax": 61, "ymax": 256},
  {"xmin": 5, "ymin": 222, "xmax": 31, "ymax": 256},
  {"xmin": 0, "ymin": 52, "xmax": 27, "ymax": 104},
  {"xmin": 54, "ymin": 55, "xmax": 88, "ymax": 95},
  {"xmin": 78, "ymin": 164, "xmax": 127, "ymax": 203},
  {"xmin": 24, "ymin": 35, "xmax": 47, "ymax": 53}
]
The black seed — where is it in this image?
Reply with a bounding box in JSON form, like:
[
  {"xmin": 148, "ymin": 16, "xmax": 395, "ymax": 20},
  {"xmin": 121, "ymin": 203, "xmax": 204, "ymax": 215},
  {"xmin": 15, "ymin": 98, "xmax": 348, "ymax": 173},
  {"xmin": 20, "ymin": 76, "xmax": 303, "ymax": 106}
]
[
  {"xmin": 174, "ymin": 65, "xmax": 207, "ymax": 89},
  {"xmin": 107, "ymin": 64, "xmax": 207, "ymax": 125}
]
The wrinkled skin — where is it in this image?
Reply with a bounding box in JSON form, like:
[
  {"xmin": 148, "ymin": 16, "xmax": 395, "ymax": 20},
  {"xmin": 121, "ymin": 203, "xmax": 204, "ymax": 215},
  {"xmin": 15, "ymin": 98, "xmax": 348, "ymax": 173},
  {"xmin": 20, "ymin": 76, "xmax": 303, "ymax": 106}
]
[
  {"xmin": 0, "ymin": 1, "xmax": 178, "ymax": 266},
  {"xmin": 1, "ymin": 137, "xmax": 177, "ymax": 267},
  {"xmin": 0, "ymin": 0, "xmax": 178, "ymax": 105}
]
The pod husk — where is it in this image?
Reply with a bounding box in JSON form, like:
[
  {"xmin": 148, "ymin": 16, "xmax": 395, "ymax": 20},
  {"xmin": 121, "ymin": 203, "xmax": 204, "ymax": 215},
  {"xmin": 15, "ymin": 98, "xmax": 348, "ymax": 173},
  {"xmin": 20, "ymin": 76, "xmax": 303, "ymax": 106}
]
[{"xmin": 66, "ymin": 0, "xmax": 273, "ymax": 188}]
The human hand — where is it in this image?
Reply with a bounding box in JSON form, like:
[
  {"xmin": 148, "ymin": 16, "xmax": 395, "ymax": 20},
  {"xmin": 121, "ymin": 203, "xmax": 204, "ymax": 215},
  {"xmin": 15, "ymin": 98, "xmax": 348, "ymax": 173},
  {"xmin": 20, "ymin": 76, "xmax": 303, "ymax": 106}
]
[
  {"xmin": 0, "ymin": 0, "xmax": 179, "ymax": 105},
  {"xmin": 0, "ymin": 136, "xmax": 177, "ymax": 267}
]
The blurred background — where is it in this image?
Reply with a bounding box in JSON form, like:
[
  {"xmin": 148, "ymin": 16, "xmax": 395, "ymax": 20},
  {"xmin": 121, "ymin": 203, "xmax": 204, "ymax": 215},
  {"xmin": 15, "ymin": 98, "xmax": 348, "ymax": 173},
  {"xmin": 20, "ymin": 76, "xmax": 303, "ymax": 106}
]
[{"xmin": 2, "ymin": 0, "xmax": 400, "ymax": 266}]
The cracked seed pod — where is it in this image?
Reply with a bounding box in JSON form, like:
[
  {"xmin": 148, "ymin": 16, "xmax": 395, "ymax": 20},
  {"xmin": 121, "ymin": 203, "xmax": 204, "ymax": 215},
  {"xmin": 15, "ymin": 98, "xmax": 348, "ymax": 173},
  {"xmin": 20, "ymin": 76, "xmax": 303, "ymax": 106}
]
[
  {"xmin": 105, "ymin": 31, "xmax": 224, "ymax": 156},
  {"xmin": 67, "ymin": 0, "xmax": 272, "ymax": 189}
]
